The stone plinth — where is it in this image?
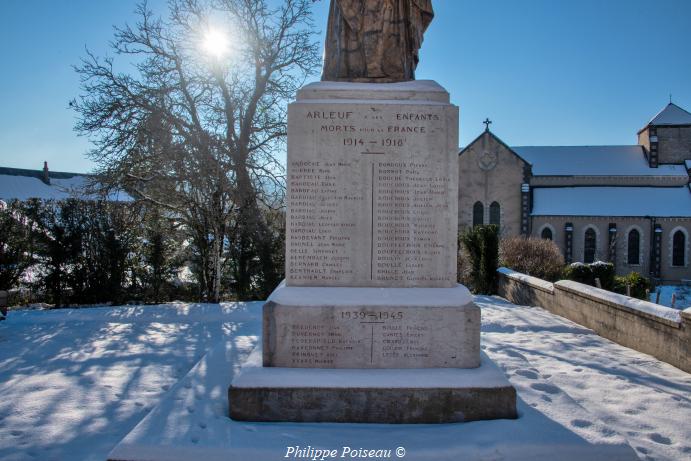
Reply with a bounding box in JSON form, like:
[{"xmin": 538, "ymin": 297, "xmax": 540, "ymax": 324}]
[
  {"xmin": 263, "ymin": 282, "xmax": 480, "ymax": 368},
  {"xmin": 286, "ymin": 80, "xmax": 459, "ymax": 288},
  {"xmin": 230, "ymin": 348, "xmax": 517, "ymax": 424}
]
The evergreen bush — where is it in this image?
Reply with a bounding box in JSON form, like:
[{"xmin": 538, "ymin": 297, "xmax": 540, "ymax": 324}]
[
  {"xmin": 590, "ymin": 261, "xmax": 616, "ymax": 290},
  {"xmin": 563, "ymin": 262, "xmax": 594, "ymax": 286},
  {"xmin": 0, "ymin": 200, "xmax": 35, "ymax": 292},
  {"xmin": 460, "ymin": 225, "xmax": 499, "ymax": 295}
]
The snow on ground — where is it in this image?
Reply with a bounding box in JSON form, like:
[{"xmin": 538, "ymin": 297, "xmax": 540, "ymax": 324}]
[
  {"xmin": 478, "ymin": 296, "xmax": 691, "ymax": 461},
  {"xmin": 0, "ymin": 303, "xmax": 261, "ymax": 461},
  {"xmin": 110, "ymin": 323, "xmax": 635, "ymax": 461},
  {"xmin": 0, "ymin": 297, "xmax": 689, "ymax": 461},
  {"xmin": 650, "ymin": 284, "xmax": 691, "ymax": 310}
]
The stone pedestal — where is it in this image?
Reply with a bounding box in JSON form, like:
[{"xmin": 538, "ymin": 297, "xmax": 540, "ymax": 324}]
[
  {"xmin": 230, "ymin": 347, "xmax": 517, "ymax": 424},
  {"xmin": 228, "ymin": 80, "xmax": 517, "ymax": 424},
  {"xmin": 262, "ymin": 283, "xmax": 480, "ymax": 368}
]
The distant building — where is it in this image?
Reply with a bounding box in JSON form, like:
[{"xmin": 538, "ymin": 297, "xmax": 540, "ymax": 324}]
[
  {"xmin": 0, "ymin": 162, "xmax": 131, "ymax": 203},
  {"xmin": 459, "ymin": 103, "xmax": 691, "ymax": 283}
]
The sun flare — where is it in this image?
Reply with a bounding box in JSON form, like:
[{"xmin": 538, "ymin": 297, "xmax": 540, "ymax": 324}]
[{"xmin": 202, "ymin": 27, "xmax": 230, "ymax": 59}]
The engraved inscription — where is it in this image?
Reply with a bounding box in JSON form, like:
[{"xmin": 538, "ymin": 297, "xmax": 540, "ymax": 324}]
[
  {"xmin": 267, "ymin": 304, "xmax": 480, "ymax": 369},
  {"xmin": 286, "ymin": 102, "xmax": 458, "ymax": 287}
]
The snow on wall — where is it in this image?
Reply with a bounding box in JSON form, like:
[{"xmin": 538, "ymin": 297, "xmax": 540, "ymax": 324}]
[
  {"xmin": 497, "ymin": 267, "xmax": 554, "ymax": 292},
  {"xmin": 555, "ymin": 280, "xmax": 682, "ymax": 324},
  {"xmin": 531, "ymin": 186, "xmax": 691, "ymax": 217},
  {"xmin": 511, "ymin": 145, "xmax": 686, "ymax": 176}
]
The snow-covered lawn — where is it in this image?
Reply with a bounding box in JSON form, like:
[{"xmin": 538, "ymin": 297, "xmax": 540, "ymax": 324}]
[
  {"xmin": 0, "ymin": 297, "xmax": 689, "ymax": 461},
  {"xmin": 0, "ymin": 303, "xmax": 261, "ymax": 461},
  {"xmin": 650, "ymin": 284, "xmax": 691, "ymax": 310}
]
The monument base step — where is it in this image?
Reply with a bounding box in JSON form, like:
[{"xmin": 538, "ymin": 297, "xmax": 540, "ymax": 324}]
[{"xmin": 229, "ymin": 347, "xmax": 517, "ymax": 423}]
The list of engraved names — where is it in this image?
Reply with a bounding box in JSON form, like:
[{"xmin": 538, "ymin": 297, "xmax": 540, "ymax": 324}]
[
  {"xmin": 286, "ymin": 309, "xmax": 431, "ymax": 367},
  {"xmin": 286, "ymin": 105, "xmax": 456, "ymax": 287}
]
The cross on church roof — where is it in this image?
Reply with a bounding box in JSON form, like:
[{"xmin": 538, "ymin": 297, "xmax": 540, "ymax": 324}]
[{"xmin": 483, "ymin": 118, "xmax": 492, "ymax": 131}]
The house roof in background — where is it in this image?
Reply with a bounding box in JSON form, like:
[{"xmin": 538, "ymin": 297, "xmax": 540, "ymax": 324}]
[
  {"xmin": 532, "ymin": 186, "xmax": 691, "ymax": 217},
  {"xmin": 0, "ymin": 167, "xmax": 132, "ymax": 202},
  {"xmin": 511, "ymin": 145, "xmax": 687, "ymax": 177}
]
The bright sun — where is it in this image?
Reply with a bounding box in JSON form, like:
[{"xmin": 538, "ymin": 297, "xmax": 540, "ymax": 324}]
[{"xmin": 202, "ymin": 28, "xmax": 230, "ymax": 59}]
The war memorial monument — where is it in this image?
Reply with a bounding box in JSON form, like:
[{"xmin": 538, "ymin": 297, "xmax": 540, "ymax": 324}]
[
  {"xmin": 228, "ymin": 0, "xmax": 518, "ymax": 423},
  {"xmin": 105, "ymin": 3, "xmax": 642, "ymax": 459}
]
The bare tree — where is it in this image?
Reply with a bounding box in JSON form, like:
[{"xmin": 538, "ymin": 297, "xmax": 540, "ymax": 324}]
[{"xmin": 72, "ymin": 0, "xmax": 320, "ymax": 301}]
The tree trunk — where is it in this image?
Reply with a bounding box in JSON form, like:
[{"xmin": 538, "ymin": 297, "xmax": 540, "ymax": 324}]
[{"xmin": 211, "ymin": 229, "xmax": 222, "ymax": 303}]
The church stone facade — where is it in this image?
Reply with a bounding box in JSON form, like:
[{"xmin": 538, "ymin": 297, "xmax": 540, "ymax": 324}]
[{"xmin": 459, "ymin": 103, "xmax": 691, "ymax": 284}]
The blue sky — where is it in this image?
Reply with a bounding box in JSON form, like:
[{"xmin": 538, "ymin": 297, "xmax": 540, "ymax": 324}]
[{"xmin": 0, "ymin": 0, "xmax": 690, "ymax": 173}]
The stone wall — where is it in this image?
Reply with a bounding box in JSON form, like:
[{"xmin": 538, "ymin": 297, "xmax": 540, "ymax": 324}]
[
  {"xmin": 496, "ymin": 267, "xmax": 691, "ymax": 373},
  {"xmin": 638, "ymin": 128, "xmax": 650, "ymax": 160},
  {"xmin": 656, "ymin": 126, "xmax": 691, "ymax": 165}
]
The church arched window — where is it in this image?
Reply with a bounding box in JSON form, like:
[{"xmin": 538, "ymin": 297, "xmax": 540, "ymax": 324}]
[
  {"xmin": 541, "ymin": 227, "xmax": 553, "ymax": 241},
  {"xmin": 489, "ymin": 202, "xmax": 500, "ymax": 226},
  {"xmin": 473, "ymin": 202, "xmax": 484, "ymax": 227},
  {"xmin": 627, "ymin": 229, "xmax": 640, "ymax": 265},
  {"xmin": 673, "ymin": 230, "xmax": 686, "ymax": 266},
  {"xmin": 584, "ymin": 227, "xmax": 597, "ymax": 263}
]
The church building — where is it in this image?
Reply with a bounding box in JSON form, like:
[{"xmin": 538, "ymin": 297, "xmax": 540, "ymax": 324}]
[{"xmin": 459, "ymin": 102, "xmax": 691, "ymax": 283}]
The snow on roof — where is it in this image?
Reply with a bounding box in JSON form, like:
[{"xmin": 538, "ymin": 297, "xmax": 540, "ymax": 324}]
[
  {"xmin": 511, "ymin": 145, "xmax": 687, "ymax": 176},
  {"xmin": 532, "ymin": 186, "xmax": 691, "ymax": 217},
  {"xmin": 0, "ymin": 168, "xmax": 132, "ymax": 202},
  {"xmin": 646, "ymin": 102, "xmax": 691, "ymax": 126}
]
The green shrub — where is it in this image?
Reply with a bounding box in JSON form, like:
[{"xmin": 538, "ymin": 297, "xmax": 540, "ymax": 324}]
[
  {"xmin": 499, "ymin": 236, "xmax": 565, "ymax": 282},
  {"xmin": 460, "ymin": 225, "xmax": 499, "ymax": 294},
  {"xmin": 613, "ymin": 272, "xmax": 650, "ymax": 300},
  {"xmin": 563, "ymin": 262, "xmax": 594, "ymax": 286},
  {"xmin": 564, "ymin": 262, "xmax": 650, "ymax": 301},
  {"xmin": 590, "ymin": 261, "xmax": 615, "ymax": 290}
]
